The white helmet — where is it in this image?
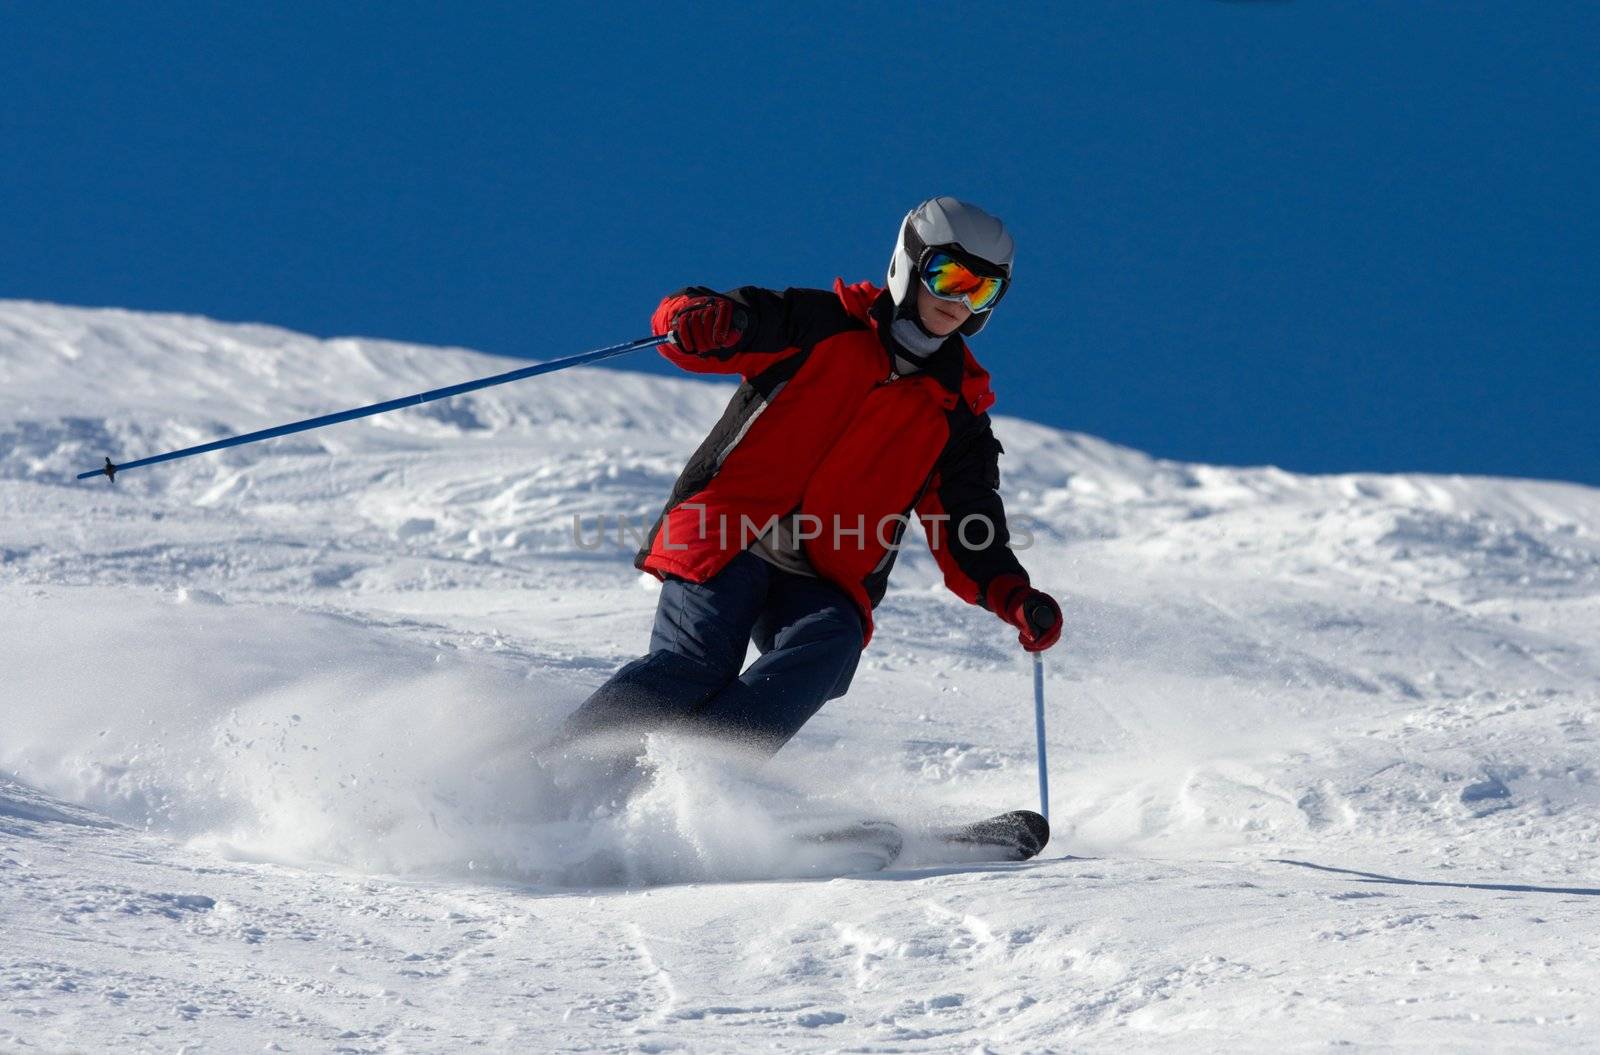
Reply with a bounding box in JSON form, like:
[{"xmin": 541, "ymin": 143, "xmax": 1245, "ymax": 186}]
[{"xmin": 887, "ymin": 196, "xmax": 1015, "ymax": 335}]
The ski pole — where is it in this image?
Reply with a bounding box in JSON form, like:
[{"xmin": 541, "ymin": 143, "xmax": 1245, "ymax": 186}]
[
  {"xmin": 1033, "ymin": 652, "xmax": 1049, "ymax": 821},
  {"xmin": 77, "ymin": 332, "xmax": 672, "ymax": 481},
  {"xmin": 1022, "ymin": 597, "xmax": 1058, "ymax": 821}
]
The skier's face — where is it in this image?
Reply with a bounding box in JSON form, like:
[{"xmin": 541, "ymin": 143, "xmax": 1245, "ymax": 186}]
[{"xmin": 916, "ymin": 282, "xmax": 972, "ymax": 336}]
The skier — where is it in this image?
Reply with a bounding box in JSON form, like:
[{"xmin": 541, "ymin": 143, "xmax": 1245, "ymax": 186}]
[{"xmin": 560, "ymin": 197, "xmax": 1061, "ymax": 759}]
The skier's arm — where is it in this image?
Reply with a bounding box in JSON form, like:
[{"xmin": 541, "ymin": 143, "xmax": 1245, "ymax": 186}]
[
  {"xmin": 651, "ymin": 286, "xmax": 832, "ymax": 380},
  {"xmin": 921, "ymin": 416, "xmax": 1068, "ymax": 653},
  {"xmin": 915, "ymin": 413, "xmax": 1027, "ymax": 606},
  {"xmin": 915, "ymin": 413, "xmax": 1061, "ymax": 651}
]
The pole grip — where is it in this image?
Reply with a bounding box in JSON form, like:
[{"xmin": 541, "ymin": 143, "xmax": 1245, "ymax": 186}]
[
  {"xmin": 1023, "ymin": 594, "xmax": 1057, "ymax": 636},
  {"xmin": 662, "ymin": 305, "xmax": 746, "ymax": 356}
]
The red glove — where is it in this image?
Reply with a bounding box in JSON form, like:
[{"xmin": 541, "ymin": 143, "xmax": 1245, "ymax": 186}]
[
  {"xmin": 986, "ymin": 574, "xmax": 1062, "ymax": 653},
  {"xmin": 653, "ymin": 294, "xmax": 747, "ymax": 356}
]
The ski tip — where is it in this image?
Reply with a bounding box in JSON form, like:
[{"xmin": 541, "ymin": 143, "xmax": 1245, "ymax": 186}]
[
  {"xmin": 942, "ymin": 810, "xmax": 1052, "ymax": 861},
  {"xmin": 1006, "ymin": 809, "xmax": 1051, "ymax": 858}
]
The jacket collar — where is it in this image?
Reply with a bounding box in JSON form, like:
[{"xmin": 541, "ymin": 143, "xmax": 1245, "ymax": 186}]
[{"xmin": 833, "ymin": 278, "xmax": 997, "ymax": 415}]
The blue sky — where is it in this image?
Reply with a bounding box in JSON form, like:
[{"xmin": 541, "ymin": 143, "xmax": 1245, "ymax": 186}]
[{"xmin": 4, "ymin": 3, "xmax": 1595, "ymax": 484}]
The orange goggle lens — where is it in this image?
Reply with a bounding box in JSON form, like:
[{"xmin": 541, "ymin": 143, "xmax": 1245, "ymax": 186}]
[{"xmin": 920, "ymin": 251, "xmax": 1005, "ymax": 313}]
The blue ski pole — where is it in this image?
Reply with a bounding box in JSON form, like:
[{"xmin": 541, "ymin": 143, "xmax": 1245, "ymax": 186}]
[
  {"xmin": 78, "ymin": 332, "xmax": 672, "ymax": 482},
  {"xmin": 1021, "ymin": 596, "xmax": 1058, "ymax": 821},
  {"xmin": 1033, "ymin": 652, "xmax": 1049, "ymax": 821}
]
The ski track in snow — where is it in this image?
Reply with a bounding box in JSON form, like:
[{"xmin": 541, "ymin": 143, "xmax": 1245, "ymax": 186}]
[{"xmin": 2, "ymin": 300, "xmax": 1598, "ymax": 1052}]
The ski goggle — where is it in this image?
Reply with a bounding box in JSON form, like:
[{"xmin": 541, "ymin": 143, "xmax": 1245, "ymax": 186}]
[{"xmin": 920, "ymin": 250, "xmax": 1007, "ymax": 313}]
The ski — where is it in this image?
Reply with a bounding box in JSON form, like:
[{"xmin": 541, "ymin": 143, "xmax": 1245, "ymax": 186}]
[
  {"xmin": 790, "ymin": 818, "xmax": 906, "ymax": 874},
  {"xmin": 792, "ymin": 809, "xmax": 1051, "ymax": 875}
]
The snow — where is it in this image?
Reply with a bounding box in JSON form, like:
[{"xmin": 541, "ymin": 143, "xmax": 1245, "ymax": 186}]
[{"xmin": 2, "ymin": 299, "xmax": 1598, "ymax": 1052}]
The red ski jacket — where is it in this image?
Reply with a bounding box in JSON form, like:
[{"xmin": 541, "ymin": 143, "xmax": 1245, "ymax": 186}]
[{"xmin": 635, "ymin": 279, "xmax": 1030, "ymax": 647}]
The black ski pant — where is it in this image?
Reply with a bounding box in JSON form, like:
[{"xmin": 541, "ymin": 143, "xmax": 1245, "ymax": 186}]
[{"xmin": 560, "ymin": 549, "xmax": 863, "ymax": 756}]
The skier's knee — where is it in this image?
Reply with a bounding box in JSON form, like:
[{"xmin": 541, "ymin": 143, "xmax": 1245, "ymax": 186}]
[
  {"xmin": 804, "ymin": 604, "xmax": 863, "ymax": 650},
  {"xmin": 805, "ymin": 609, "xmax": 863, "ymax": 699}
]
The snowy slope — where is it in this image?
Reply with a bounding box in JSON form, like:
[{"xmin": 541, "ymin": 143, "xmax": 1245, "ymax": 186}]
[{"xmin": 2, "ymin": 300, "xmax": 1598, "ymax": 1052}]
